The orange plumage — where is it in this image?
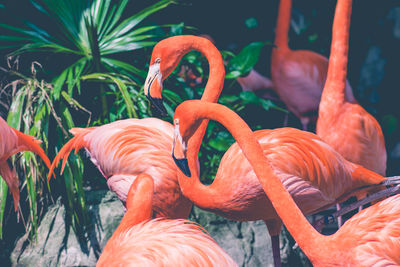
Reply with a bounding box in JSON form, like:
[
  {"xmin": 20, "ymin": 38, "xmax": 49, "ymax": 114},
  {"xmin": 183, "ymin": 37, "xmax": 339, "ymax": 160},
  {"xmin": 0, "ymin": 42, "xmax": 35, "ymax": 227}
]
[
  {"xmin": 0, "ymin": 116, "xmax": 51, "ymax": 211},
  {"xmin": 48, "ymin": 118, "xmax": 192, "ymax": 219},
  {"xmin": 172, "ymin": 100, "xmax": 392, "ymax": 267},
  {"xmin": 97, "ymin": 174, "xmax": 237, "ymax": 267},
  {"xmin": 271, "ymin": 0, "xmax": 355, "ymax": 130},
  {"xmin": 145, "ymin": 35, "xmax": 391, "ymax": 267},
  {"xmin": 317, "ymin": 0, "xmax": 387, "ymax": 175},
  {"xmin": 173, "ymin": 100, "xmax": 400, "ymax": 266}
]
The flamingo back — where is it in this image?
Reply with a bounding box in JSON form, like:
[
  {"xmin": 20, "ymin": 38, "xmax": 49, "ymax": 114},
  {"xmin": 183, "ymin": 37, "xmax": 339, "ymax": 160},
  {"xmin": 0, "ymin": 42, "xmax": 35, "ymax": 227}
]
[
  {"xmin": 333, "ymin": 194, "xmax": 400, "ymax": 266},
  {"xmin": 97, "ymin": 219, "xmax": 238, "ymax": 267},
  {"xmin": 50, "ymin": 118, "xmax": 192, "ymax": 219},
  {"xmin": 317, "ymin": 102, "xmax": 387, "ymax": 175},
  {"xmin": 213, "ymin": 127, "xmax": 381, "ymax": 220}
]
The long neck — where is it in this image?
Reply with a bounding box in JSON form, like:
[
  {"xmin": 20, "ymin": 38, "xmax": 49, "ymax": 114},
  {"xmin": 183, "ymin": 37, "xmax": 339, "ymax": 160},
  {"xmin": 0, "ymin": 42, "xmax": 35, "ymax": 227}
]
[
  {"xmin": 274, "ymin": 0, "xmax": 292, "ymax": 50},
  {"xmin": 176, "ymin": 37, "xmax": 225, "ymax": 205},
  {"xmin": 110, "ymin": 174, "xmax": 154, "ymax": 237},
  {"xmin": 188, "ymin": 101, "xmax": 333, "ymax": 262},
  {"xmin": 320, "ymin": 0, "xmax": 353, "ymax": 104},
  {"xmin": 187, "ymin": 37, "xmax": 225, "ymax": 170}
]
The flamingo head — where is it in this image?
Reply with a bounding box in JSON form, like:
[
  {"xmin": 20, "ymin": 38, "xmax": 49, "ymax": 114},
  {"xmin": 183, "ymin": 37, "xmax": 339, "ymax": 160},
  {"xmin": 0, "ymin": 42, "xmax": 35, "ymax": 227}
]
[
  {"xmin": 172, "ymin": 100, "xmax": 205, "ymax": 177},
  {"xmin": 145, "ymin": 36, "xmax": 191, "ymax": 116}
]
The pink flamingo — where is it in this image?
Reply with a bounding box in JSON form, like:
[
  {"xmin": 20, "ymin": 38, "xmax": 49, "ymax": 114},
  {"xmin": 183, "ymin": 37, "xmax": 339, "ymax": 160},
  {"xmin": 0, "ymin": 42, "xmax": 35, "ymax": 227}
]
[
  {"xmin": 0, "ymin": 116, "xmax": 51, "ymax": 211},
  {"xmin": 145, "ymin": 35, "xmax": 393, "ymax": 267},
  {"xmin": 48, "ymin": 118, "xmax": 192, "ymax": 219},
  {"xmin": 172, "ymin": 100, "xmax": 400, "ymax": 266},
  {"xmin": 271, "ymin": 0, "xmax": 355, "ymax": 130},
  {"xmin": 317, "ymin": 0, "xmax": 386, "ymax": 176},
  {"xmin": 97, "ymin": 173, "xmax": 237, "ymax": 267}
]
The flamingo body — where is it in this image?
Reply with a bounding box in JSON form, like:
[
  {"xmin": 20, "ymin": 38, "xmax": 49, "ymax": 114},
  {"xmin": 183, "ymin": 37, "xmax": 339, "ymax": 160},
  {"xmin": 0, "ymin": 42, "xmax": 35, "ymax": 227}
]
[
  {"xmin": 173, "ymin": 100, "xmax": 400, "ymax": 266},
  {"xmin": 318, "ymin": 103, "xmax": 386, "ymax": 175},
  {"xmin": 331, "ymin": 194, "xmax": 400, "ymax": 266},
  {"xmin": 98, "ymin": 219, "xmax": 238, "ymax": 267},
  {"xmin": 49, "ymin": 118, "xmax": 192, "ymax": 219},
  {"xmin": 97, "ymin": 173, "xmax": 237, "ymax": 267},
  {"xmin": 175, "ymin": 121, "xmax": 385, "ymax": 225},
  {"xmin": 0, "ymin": 116, "xmax": 51, "ymax": 210},
  {"xmin": 271, "ymin": 0, "xmax": 354, "ymax": 129},
  {"xmin": 316, "ymin": 0, "xmax": 387, "ymax": 175}
]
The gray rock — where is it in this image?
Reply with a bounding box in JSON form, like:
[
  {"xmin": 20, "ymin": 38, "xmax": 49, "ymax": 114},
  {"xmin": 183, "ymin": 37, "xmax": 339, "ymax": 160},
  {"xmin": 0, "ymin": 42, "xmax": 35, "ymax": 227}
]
[{"xmin": 11, "ymin": 190, "xmax": 124, "ymax": 267}]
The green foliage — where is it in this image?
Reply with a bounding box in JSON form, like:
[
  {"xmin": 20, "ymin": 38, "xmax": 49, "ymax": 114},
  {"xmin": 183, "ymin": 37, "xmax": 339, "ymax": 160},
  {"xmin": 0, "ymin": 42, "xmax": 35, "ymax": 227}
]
[
  {"xmin": 0, "ymin": 0, "xmax": 176, "ymax": 119},
  {"xmin": 225, "ymin": 41, "xmax": 272, "ymax": 79},
  {"xmin": 0, "ymin": 63, "xmax": 88, "ymax": 240},
  {"xmin": 0, "ymin": 0, "xmax": 179, "ymax": 241}
]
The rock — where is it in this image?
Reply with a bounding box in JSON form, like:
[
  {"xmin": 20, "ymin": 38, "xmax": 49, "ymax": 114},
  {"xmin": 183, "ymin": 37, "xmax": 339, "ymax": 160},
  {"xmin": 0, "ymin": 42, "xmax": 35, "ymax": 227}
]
[
  {"xmin": 11, "ymin": 190, "xmax": 308, "ymax": 266},
  {"xmin": 11, "ymin": 190, "xmax": 124, "ymax": 267}
]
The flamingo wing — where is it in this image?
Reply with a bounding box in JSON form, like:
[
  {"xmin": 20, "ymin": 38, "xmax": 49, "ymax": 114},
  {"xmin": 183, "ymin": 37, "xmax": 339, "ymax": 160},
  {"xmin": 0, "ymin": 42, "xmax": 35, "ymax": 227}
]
[{"xmin": 334, "ymin": 194, "xmax": 400, "ymax": 265}]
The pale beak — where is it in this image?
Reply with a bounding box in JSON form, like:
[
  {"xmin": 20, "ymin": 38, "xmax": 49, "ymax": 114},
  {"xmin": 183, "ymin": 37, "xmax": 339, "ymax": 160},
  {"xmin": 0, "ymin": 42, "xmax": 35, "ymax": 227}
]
[
  {"xmin": 172, "ymin": 119, "xmax": 191, "ymax": 177},
  {"xmin": 144, "ymin": 63, "xmax": 167, "ymax": 116}
]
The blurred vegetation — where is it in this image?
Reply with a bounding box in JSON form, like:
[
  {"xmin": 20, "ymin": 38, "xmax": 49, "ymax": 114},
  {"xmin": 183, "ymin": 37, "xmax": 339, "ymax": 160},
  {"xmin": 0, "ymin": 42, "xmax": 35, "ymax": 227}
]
[{"xmin": 0, "ymin": 0, "xmax": 399, "ymax": 266}]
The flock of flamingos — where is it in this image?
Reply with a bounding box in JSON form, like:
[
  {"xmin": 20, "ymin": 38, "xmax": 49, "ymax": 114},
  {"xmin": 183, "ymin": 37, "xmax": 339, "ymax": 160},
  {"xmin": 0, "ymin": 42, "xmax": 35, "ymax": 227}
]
[{"xmin": 1, "ymin": 0, "xmax": 400, "ymax": 266}]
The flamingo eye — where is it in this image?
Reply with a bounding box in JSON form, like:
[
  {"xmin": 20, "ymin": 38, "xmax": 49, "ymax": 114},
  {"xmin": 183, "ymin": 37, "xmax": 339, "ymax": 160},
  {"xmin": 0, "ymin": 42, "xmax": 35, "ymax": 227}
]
[{"xmin": 155, "ymin": 58, "xmax": 161, "ymax": 64}]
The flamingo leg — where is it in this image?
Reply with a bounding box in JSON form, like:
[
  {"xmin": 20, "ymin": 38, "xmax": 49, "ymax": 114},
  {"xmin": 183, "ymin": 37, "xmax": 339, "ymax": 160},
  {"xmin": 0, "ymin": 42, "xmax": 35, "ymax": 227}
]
[
  {"xmin": 283, "ymin": 113, "xmax": 289, "ymax": 127},
  {"xmin": 271, "ymin": 235, "xmax": 282, "ymax": 267},
  {"xmin": 336, "ymin": 203, "xmax": 343, "ymax": 228},
  {"xmin": 265, "ymin": 220, "xmax": 282, "ymax": 267}
]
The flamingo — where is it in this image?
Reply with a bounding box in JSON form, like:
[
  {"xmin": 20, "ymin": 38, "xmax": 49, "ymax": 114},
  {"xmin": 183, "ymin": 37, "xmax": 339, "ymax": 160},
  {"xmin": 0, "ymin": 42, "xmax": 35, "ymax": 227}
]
[
  {"xmin": 271, "ymin": 0, "xmax": 355, "ymax": 130},
  {"xmin": 0, "ymin": 116, "xmax": 51, "ymax": 211},
  {"xmin": 49, "ymin": 35, "xmax": 226, "ymax": 219},
  {"xmin": 170, "ymin": 100, "xmax": 394, "ymax": 267},
  {"xmin": 317, "ymin": 0, "xmax": 387, "ymax": 176},
  {"xmin": 97, "ymin": 173, "xmax": 237, "ymax": 267},
  {"xmin": 145, "ymin": 35, "xmax": 394, "ymax": 267},
  {"xmin": 48, "ymin": 118, "xmax": 192, "ymax": 219},
  {"xmin": 172, "ymin": 100, "xmax": 400, "ymax": 266}
]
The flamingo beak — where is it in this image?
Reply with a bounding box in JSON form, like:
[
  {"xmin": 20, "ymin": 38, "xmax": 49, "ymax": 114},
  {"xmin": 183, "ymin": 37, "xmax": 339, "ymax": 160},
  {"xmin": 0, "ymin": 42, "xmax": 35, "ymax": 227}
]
[
  {"xmin": 172, "ymin": 119, "xmax": 191, "ymax": 177},
  {"xmin": 146, "ymin": 94, "xmax": 168, "ymax": 117},
  {"xmin": 144, "ymin": 61, "xmax": 168, "ymax": 116}
]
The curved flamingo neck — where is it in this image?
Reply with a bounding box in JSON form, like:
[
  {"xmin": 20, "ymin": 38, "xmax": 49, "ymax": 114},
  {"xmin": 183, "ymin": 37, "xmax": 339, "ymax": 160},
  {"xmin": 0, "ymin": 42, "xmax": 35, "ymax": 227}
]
[
  {"xmin": 172, "ymin": 37, "xmax": 225, "ymax": 204},
  {"xmin": 185, "ymin": 37, "xmax": 225, "ymax": 166},
  {"xmin": 321, "ymin": 0, "xmax": 353, "ymax": 104},
  {"xmin": 274, "ymin": 0, "xmax": 292, "ymax": 50},
  {"xmin": 111, "ymin": 174, "xmax": 154, "ymax": 236},
  {"xmin": 178, "ymin": 100, "xmax": 333, "ymax": 262}
]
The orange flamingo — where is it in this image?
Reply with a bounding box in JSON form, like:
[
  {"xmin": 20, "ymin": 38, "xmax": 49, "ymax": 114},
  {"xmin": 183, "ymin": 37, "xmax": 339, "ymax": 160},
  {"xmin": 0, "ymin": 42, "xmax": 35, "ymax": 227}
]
[
  {"xmin": 271, "ymin": 0, "xmax": 355, "ymax": 130},
  {"xmin": 317, "ymin": 0, "xmax": 386, "ymax": 176},
  {"xmin": 48, "ymin": 118, "xmax": 192, "ymax": 219},
  {"xmin": 171, "ymin": 101, "xmax": 394, "ymax": 266},
  {"xmin": 172, "ymin": 100, "xmax": 400, "ymax": 266},
  {"xmin": 0, "ymin": 116, "xmax": 51, "ymax": 211},
  {"xmin": 97, "ymin": 173, "xmax": 237, "ymax": 267},
  {"xmin": 145, "ymin": 35, "xmax": 393, "ymax": 267}
]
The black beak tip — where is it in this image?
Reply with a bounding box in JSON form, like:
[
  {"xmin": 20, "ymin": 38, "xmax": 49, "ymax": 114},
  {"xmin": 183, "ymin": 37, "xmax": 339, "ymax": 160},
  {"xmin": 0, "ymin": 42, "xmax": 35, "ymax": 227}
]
[
  {"xmin": 172, "ymin": 154, "xmax": 191, "ymax": 177},
  {"xmin": 147, "ymin": 95, "xmax": 168, "ymax": 117}
]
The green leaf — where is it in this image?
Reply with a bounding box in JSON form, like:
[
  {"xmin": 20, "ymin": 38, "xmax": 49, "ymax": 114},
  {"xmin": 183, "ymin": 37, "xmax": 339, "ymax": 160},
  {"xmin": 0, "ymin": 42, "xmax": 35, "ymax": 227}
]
[
  {"xmin": 163, "ymin": 89, "xmax": 183, "ymax": 105},
  {"xmin": 7, "ymin": 88, "xmax": 26, "ymax": 128},
  {"xmin": 102, "ymin": 57, "xmax": 146, "ymax": 78},
  {"xmin": 106, "ymin": 0, "xmax": 175, "ymax": 40},
  {"xmin": 227, "ymin": 42, "xmax": 266, "ymax": 77},
  {"xmin": 239, "ymin": 91, "xmax": 259, "ymax": 105},
  {"xmin": 82, "ymin": 73, "xmax": 138, "ymax": 118},
  {"xmin": 208, "ymin": 131, "xmax": 233, "ymax": 152},
  {"xmin": 0, "ymin": 179, "xmax": 8, "ymax": 239}
]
